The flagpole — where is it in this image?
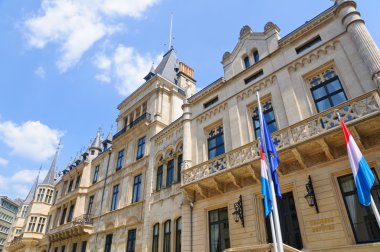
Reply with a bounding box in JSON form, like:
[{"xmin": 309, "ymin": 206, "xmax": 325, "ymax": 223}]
[
  {"xmin": 269, "ymin": 212, "xmax": 278, "ymax": 252},
  {"xmin": 257, "ymin": 91, "xmax": 284, "ymax": 252},
  {"xmin": 336, "ymin": 111, "xmax": 380, "ymax": 228}
]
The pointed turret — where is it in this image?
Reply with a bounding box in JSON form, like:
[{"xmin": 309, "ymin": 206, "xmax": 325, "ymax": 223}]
[
  {"xmin": 102, "ymin": 127, "xmax": 113, "ymax": 151},
  {"xmin": 154, "ymin": 48, "xmax": 178, "ymax": 84},
  {"xmin": 24, "ymin": 171, "xmax": 39, "ymax": 204},
  {"xmin": 41, "ymin": 148, "xmax": 58, "ymax": 186},
  {"xmin": 90, "ymin": 130, "xmax": 103, "ymax": 152}
]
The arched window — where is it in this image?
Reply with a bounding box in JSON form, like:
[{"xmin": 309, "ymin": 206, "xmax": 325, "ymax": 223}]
[
  {"xmin": 152, "ymin": 223, "xmax": 159, "ymax": 252},
  {"xmin": 243, "ymin": 56, "xmax": 250, "ymax": 69},
  {"xmin": 167, "ymin": 159, "xmax": 174, "ymax": 187},
  {"xmin": 253, "ymin": 50, "xmax": 259, "ymax": 63},
  {"xmin": 163, "ymin": 220, "xmax": 171, "ymax": 252},
  {"xmin": 156, "ymin": 165, "xmax": 163, "ymax": 191},
  {"xmin": 175, "ymin": 217, "xmax": 182, "ymax": 252}
]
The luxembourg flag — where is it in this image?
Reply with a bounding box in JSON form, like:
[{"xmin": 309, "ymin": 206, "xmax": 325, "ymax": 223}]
[
  {"xmin": 261, "ymin": 147, "xmax": 272, "ymax": 217},
  {"xmin": 340, "ymin": 118, "xmax": 374, "ymax": 206}
]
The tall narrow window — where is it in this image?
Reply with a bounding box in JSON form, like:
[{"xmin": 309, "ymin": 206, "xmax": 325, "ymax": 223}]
[
  {"xmin": 75, "ymin": 176, "xmax": 81, "ymax": 189},
  {"xmin": 72, "ymin": 243, "xmax": 77, "ymax": 252},
  {"xmin": 93, "ymin": 165, "xmax": 100, "ymax": 184},
  {"xmin": 68, "ymin": 180, "xmax": 74, "ymax": 192},
  {"xmin": 45, "ymin": 189, "xmax": 53, "ymax": 204},
  {"xmin": 61, "ymin": 245, "xmax": 66, "ymax": 252},
  {"xmin": 207, "ymin": 125, "xmax": 225, "ymax": 159},
  {"xmin": 60, "ymin": 208, "xmax": 67, "ymax": 225},
  {"xmin": 176, "ymin": 217, "xmax": 182, "ymax": 252},
  {"xmin": 27, "ymin": 216, "xmax": 37, "ymax": 232},
  {"xmin": 126, "ymin": 229, "xmax": 136, "ymax": 252},
  {"xmin": 36, "ymin": 217, "xmax": 46, "ymax": 233},
  {"xmin": 116, "ymin": 150, "xmax": 124, "ymax": 171},
  {"xmin": 132, "ymin": 175, "xmax": 142, "ymax": 203},
  {"xmin": 177, "ymin": 154, "xmax": 183, "ymax": 183},
  {"xmin": 37, "ymin": 188, "xmax": 45, "ymax": 202},
  {"xmin": 21, "ymin": 206, "xmax": 29, "ymax": 218},
  {"xmin": 111, "ymin": 185, "xmax": 119, "ymax": 211},
  {"xmin": 163, "ymin": 220, "xmax": 171, "ymax": 252},
  {"xmin": 209, "ymin": 208, "xmax": 230, "ymax": 252},
  {"xmin": 81, "ymin": 241, "xmax": 87, "ymax": 252},
  {"xmin": 253, "ymin": 50, "xmax": 260, "ymax": 63},
  {"xmin": 67, "ymin": 204, "xmax": 75, "ymax": 222},
  {"xmin": 243, "ymin": 56, "xmax": 250, "ymax": 69},
  {"xmin": 87, "ymin": 196, "xmax": 94, "ymax": 215},
  {"xmin": 53, "ymin": 191, "xmax": 58, "ymax": 204},
  {"xmin": 152, "ymin": 224, "xmax": 159, "ymax": 252},
  {"xmin": 309, "ymin": 68, "xmax": 347, "ymax": 112},
  {"xmin": 156, "ymin": 165, "xmax": 163, "ymax": 191},
  {"xmin": 166, "ymin": 159, "xmax": 174, "ymax": 187},
  {"xmin": 104, "ymin": 234, "xmax": 113, "ymax": 252},
  {"xmin": 338, "ymin": 170, "xmax": 380, "ymax": 243},
  {"xmin": 137, "ymin": 137, "xmax": 146, "ymax": 160},
  {"xmin": 252, "ymin": 100, "xmax": 277, "ymax": 139}
]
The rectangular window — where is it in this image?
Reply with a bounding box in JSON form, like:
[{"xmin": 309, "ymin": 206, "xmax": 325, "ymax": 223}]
[
  {"xmin": 116, "ymin": 150, "xmax": 124, "ymax": 171},
  {"xmin": 152, "ymin": 224, "xmax": 159, "ymax": 252},
  {"xmin": 177, "ymin": 154, "xmax": 183, "ymax": 183},
  {"xmin": 53, "ymin": 191, "xmax": 58, "ymax": 204},
  {"xmin": 93, "ymin": 165, "xmax": 100, "ymax": 184},
  {"xmin": 166, "ymin": 159, "xmax": 174, "ymax": 187},
  {"xmin": 209, "ymin": 208, "xmax": 230, "ymax": 252},
  {"xmin": 104, "ymin": 234, "xmax": 113, "ymax": 252},
  {"xmin": 54, "ymin": 208, "xmax": 61, "ymax": 227},
  {"xmin": 54, "ymin": 248, "xmax": 58, "ymax": 252},
  {"xmin": 60, "ymin": 208, "xmax": 67, "ymax": 225},
  {"xmin": 252, "ymin": 100, "xmax": 278, "ymax": 139},
  {"xmin": 36, "ymin": 217, "xmax": 46, "ymax": 233},
  {"xmin": 67, "ymin": 204, "xmax": 75, "ymax": 222},
  {"xmin": 68, "ymin": 180, "xmax": 74, "ymax": 193},
  {"xmin": 126, "ymin": 229, "xmax": 136, "ymax": 252},
  {"xmin": 72, "ymin": 243, "xmax": 77, "ymax": 252},
  {"xmin": 309, "ymin": 69, "xmax": 347, "ymax": 113},
  {"xmin": 75, "ymin": 176, "xmax": 81, "ymax": 189},
  {"xmin": 111, "ymin": 185, "xmax": 119, "ymax": 211},
  {"xmin": 203, "ymin": 97, "xmax": 219, "ymax": 109},
  {"xmin": 338, "ymin": 169, "xmax": 380, "ymax": 243},
  {"xmin": 207, "ymin": 125, "xmax": 225, "ymax": 159},
  {"xmin": 87, "ymin": 196, "xmax": 94, "ymax": 215},
  {"xmin": 132, "ymin": 175, "xmax": 142, "ymax": 203},
  {"xmin": 176, "ymin": 218, "xmax": 181, "ymax": 252},
  {"xmin": 27, "ymin": 216, "xmax": 37, "ymax": 232},
  {"xmin": 45, "ymin": 189, "xmax": 53, "ymax": 204},
  {"xmin": 81, "ymin": 241, "xmax": 87, "ymax": 252},
  {"xmin": 243, "ymin": 56, "xmax": 250, "ymax": 69},
  {"xmin": 253, "ymin": 50, "xmax": 260, "ymax": 63},
  {"xmin": 136, "ymin": 137, "xmax": 146, "ymax": 160},
  {"xmin": 21, "ymin": 206, "xmax": 29, "ymax": 218},
  {"xmin": 295, "ymin": 35, "xmax": 322, "ymax": 54},
  {"xmin": 244, "ymin": 70, "xmax": 264, "ymax": 85},
  {"xmin": 156, "ymin": 165, "xmax": 163, "ymax": 191}
]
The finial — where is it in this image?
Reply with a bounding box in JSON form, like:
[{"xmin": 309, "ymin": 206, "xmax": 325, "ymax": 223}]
[{"xmin": 169, "ymin": 13, "xmax": 173, "ymax": 50}]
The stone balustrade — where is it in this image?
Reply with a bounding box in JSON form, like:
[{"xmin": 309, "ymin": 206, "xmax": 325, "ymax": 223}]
[{"xmin": 182, "ymin": 90, "xmax": 380, "ymax": 186}]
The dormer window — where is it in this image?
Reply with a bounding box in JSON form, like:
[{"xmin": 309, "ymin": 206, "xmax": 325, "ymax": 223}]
[
  {"xmin": 243, "ymin": 56, "xmax": 250, "ymax": 69},
  {"xmin": 253, "ymin": 50, "xmax": 259, "ymax": 63}
]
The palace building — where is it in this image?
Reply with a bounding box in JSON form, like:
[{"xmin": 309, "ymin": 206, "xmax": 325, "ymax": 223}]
[{"xmin": 6, "ymin": 0, "xmax": 380, "ymax": 251}]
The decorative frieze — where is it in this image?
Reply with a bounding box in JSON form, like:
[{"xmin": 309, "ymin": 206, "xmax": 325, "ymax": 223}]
[
  {"xmin": 196, "ymin": 102, "xmax": 228, "ymax": 123},
  {"xmin": 236, "ymin": 75, "xmax": 277, "ymax": 101}
]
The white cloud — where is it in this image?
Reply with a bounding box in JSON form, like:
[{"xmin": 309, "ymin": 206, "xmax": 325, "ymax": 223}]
[
  {"xmin": 94, "ymin": 45, "xmax": 162, "ymax": 96},
  {"xmin": 0, "ymin": 169, "xmax": 48, "ymax": 199},
  {"xmin": 0, "ymin": 157, "xmax": 8, "ymax": 166},
  {"xmin": 34, "ymin": 66, "xmax": 46, "ymax": 79},
  {"xmin": 24, "ymin": 0, "xmax": 159, "ymax": 72},
  {"xmin": 0, "ymin": 120, "xmax": 63, "ymax": 162}
]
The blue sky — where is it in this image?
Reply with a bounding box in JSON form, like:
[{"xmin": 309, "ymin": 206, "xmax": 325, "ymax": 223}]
[{"xmin": 0, "ymin": 0, "xmax": 379, "ymax": 200}]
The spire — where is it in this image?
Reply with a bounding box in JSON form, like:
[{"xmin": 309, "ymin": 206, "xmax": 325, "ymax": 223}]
[
  {"xmin": 154, "ymin": 48, "xmax": 178, "ymax": 84},
  {"xmin": 102, "ymin": 126, "xmax": 113, "ymax": 151},
  {"xmin": 24, "ymin": 168, "xmax": 40, "ymax": 204},
  {"xmin": 90, "ymin": 129, "xmax": 103, "ymax": 151},
  {"xmin": 41, "ymin": 142, "xmax": 60, "ymax": 185}
]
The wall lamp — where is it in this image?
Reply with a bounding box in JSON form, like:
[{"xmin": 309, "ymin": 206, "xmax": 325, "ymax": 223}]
[
  {"xmin": 232, "ymin": 195, "xmax": 245, "ymax": 227},
  {"xmin": 304, "ymin": 175, "xmax": 319, "ymax": 213}
]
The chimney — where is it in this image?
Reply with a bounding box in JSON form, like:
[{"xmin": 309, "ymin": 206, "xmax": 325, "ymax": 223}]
[{"xmin": 177, "ymin": 62, "xmax": 196, "ymax": 98}]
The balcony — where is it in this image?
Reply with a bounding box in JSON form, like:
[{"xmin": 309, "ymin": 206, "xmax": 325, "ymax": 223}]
[
  {"xmin": 182, "ymin": 90, "xmax": 380, "ymax": 196},
  {"xmin": 48, "ymin": 214, "xmax": 94, "ymax": 242},
  {"xmin": 113, "ymin": 112, "xmax": 152, "ymax": 140}
]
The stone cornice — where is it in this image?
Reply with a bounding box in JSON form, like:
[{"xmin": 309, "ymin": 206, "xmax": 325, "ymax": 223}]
[
  {"xmin": 187, "ymin": 77, "xmax": 225, "ymax": 104},
  {"xmin": 279, "ymin": 5, "xmax": 336, "ymax": 47}
]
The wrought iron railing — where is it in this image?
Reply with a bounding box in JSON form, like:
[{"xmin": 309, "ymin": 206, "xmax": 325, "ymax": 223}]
[
  {"xmin": 113, "ymin": 112, "xmax": 151, "ymax": 140},
  {"xmin": 182, "ymin": 90, "xmax": 380, "ymax": 185},
  {"xmin": 72, "ymin": 214, "xmax": 93, "ymax": 226}
]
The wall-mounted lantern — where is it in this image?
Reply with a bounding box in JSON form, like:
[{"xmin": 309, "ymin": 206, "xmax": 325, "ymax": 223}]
[
  {"xmin": 304, "ymin": 175, "xmax": 319, "ymax": 213},
  {"xmin": 232, "ymin": 195, "xmax": 244, "ymax": 227}
]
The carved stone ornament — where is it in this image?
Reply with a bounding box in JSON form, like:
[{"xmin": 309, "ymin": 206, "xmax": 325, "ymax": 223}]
[
  {"xmin": 222, "ymin": 51, "xmax": 231, "ymax": 61},
  {"xmin": 240, "ymin": 25, "xmax": 252, "ymax": 39},
  {"xmin": 264, "ymin": 22, "xmax": 280, "ymax": 32}
]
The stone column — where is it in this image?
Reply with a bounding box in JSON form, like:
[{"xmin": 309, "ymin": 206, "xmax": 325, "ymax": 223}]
[
  {"xmin": 182, "ymin": 103, "xmax": 192, "ymax": 171},
  {"xmin": 336, "ymin": 0, "xmax": 380, "ymax": 86}
]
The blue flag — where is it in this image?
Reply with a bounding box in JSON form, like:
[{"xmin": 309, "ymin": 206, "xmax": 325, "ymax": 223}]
[{"xmin": 261, "ymin": 110, "xmax": 282, "ymax": 198}]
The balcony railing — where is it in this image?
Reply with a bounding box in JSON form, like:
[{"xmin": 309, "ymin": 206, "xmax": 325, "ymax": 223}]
[
  {"xmin": 72, "ymin": 214, "xmax": 93, "ymax": 226},
  {"xmin": 113, "ymin": 112, "xmax": 151, "ymax": 140},
  {"xmin": 182, "ymin": 90, "xmax": 380, "ymax": 185}
]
